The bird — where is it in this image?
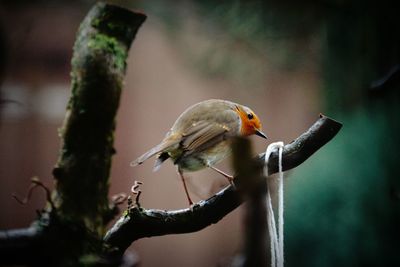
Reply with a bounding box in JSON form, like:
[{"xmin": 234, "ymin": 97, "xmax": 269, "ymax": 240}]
[{"xmin": 131, "ymin": 99, "xmax": 267, "ymax": 205}]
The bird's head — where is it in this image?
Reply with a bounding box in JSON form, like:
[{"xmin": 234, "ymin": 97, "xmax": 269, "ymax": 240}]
[{"xmin": 235, "ymin": 104, "xmax": 267, "ymax": 139}]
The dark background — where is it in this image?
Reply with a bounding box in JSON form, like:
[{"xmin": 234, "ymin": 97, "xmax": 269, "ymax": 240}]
[{"xmin": 0, "ymin": 1, "xmax": 399, "ymax": 266}]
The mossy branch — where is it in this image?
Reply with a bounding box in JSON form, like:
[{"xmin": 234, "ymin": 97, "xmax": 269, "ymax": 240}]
[
  {"xmin": 1, "ymin": 3, "xmax": 146, "ymax": 266},
  {"xmin": 104, "ymin": 115, "xmax": 342, "ymax": 255},
  {"xmin": 51, "ymin": 3, "xmax": 146, "ymax": 234}
]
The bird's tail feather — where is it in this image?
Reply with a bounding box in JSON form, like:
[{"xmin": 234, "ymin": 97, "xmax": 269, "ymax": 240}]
[
  {"xmin": 130, "ymin": 143, "xmax": 165, "ymax": 167},
  {"xmin": 130, "ymin": 138, "xmax": 178, "ymax": 169}
]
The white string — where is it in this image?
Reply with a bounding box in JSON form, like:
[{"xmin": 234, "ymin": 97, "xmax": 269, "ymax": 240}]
[
  {"xmin": 266, "ymin": 185, "xmax": 278, "ymax": 266},
  {"xmin": 264, "ymin": 142, "xmax": 284, "ymax": 267},
  {"xmin": 277, "ymin": 143, "xmax": 284, "ymax": 267}
]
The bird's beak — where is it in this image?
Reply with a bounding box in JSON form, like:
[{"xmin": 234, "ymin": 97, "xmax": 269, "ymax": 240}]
[{"xmin": 255, "ymin": 129, "xmax": 267, "ymax": 139}]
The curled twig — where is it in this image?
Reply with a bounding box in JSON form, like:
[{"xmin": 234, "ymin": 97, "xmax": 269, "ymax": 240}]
[
  {"xmin": 131, "ymin": 181, "xmax": 143, "ymax": 208},
  {"xmin": 12, "ymin": 177, "xmax": 55, "ymax": 210}
]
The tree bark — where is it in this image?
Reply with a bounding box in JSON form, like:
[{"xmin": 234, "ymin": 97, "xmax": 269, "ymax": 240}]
[
  {"xmin": 51, "ymin": 2, "xmax": 146, "ymax": 235},
  {"xmin": 0, "ymin": 3, "xmax": 146, "ymax": 266}
]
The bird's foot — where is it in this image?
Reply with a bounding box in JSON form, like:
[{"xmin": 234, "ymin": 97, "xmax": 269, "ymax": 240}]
[{"xmin": 208, "ymin": 165, "xmax": 235, "ymax": 186}]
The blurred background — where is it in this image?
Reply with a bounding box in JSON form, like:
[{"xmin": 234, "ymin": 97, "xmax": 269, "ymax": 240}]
[{"xmin": 0, "ymin": 0, "xmax": 399, "ymax": 266}]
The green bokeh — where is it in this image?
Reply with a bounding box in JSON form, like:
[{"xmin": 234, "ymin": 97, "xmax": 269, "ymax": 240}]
[{"xmin": 286, "ymin": 106, "xmax": 400, "ymax": 267}]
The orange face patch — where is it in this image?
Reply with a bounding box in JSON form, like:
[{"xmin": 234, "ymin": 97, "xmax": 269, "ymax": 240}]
[{"xmin": 235, "ymin": 105, "xmax": 262, "ymax": 136}]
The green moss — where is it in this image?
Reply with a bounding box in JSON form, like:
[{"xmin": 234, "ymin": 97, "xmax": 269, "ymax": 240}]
[
  {"xmin": 55, "ymin": 32, "xmax": 125, "ymax": 231},
  {"xmin": 91, "ymin": 18, "xmax": 100, "ymax": 28},
  {"xmin": 79, "ymin": 254, "xmax": 101, "ymax": 266},
  {"xmin": 107, "ymin": 21, "xmax": 120, "ymax": 32},
  {"xmin": 87, "ymin": 33, "xmax": 127, "ymax": 71},
  {"xmin": 122, "ymin": 209, "xmax": 129, "ymax": 217}
]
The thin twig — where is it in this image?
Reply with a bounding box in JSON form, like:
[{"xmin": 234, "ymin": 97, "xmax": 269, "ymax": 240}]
[
  {"xmin": 131, "ymin": 181, "xmax": 143, "ymax": 208},
  {"xmin": 12, "ymin": 177, "xmax": 55, "ymax": 210}
]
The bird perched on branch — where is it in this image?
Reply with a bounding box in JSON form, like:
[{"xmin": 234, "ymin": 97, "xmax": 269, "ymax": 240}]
[{"xmin": 131, "ymin": 99, "xmax": 267, "ymax": 205}]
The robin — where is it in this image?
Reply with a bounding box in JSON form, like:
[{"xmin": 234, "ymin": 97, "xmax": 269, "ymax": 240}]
[{"xmin": 131, "ymin": 99, "xmax": 267, "ymax": 205}]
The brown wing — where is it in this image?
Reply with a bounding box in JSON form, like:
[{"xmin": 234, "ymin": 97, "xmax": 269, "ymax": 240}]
[
  {"xmin": 130, "ymin": 122, "xmax": 229, "ymax": 169},
  {"xmin": 180, "ymin": 121, "xmax": 231, "ymax": 157}
]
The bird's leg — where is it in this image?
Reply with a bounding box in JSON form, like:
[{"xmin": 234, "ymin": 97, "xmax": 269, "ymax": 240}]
[
  {"xmin": 208, "ymin": 165, "xmax": 234, "ymax": 185},
  {"xmin": 178, "ymin": 169, "xmax": 193, "ymax": 206}
]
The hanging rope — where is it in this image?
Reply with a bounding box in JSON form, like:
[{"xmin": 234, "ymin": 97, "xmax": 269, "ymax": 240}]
[{"xmin": 264, "ymin": 142, "xmax": 285, "ymax": 267}]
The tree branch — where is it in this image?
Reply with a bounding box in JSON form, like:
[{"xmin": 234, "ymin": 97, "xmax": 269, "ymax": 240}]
[
  {"xmin": 1, "ymin": 3, "xmax": 146, "ymax": 266},
  {"xmin": 0, "ymin": 227, "xmax": 40, "ymax": 265},
  {"xmin": 104, "ymin": 114, "xmax": 342, "ymax": 255},
  {"xmin": 51, "ymin": 2, "xmax": 146, "ymax": 234},
  {"xmin": 261, "ymin": 114, "xmax": 343, "ymax": 175}
]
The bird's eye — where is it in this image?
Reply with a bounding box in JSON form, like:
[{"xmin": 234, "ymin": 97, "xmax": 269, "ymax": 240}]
[{"xmin": 247, "ymin": 113, "xmax": 254, "ymax": 120}]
